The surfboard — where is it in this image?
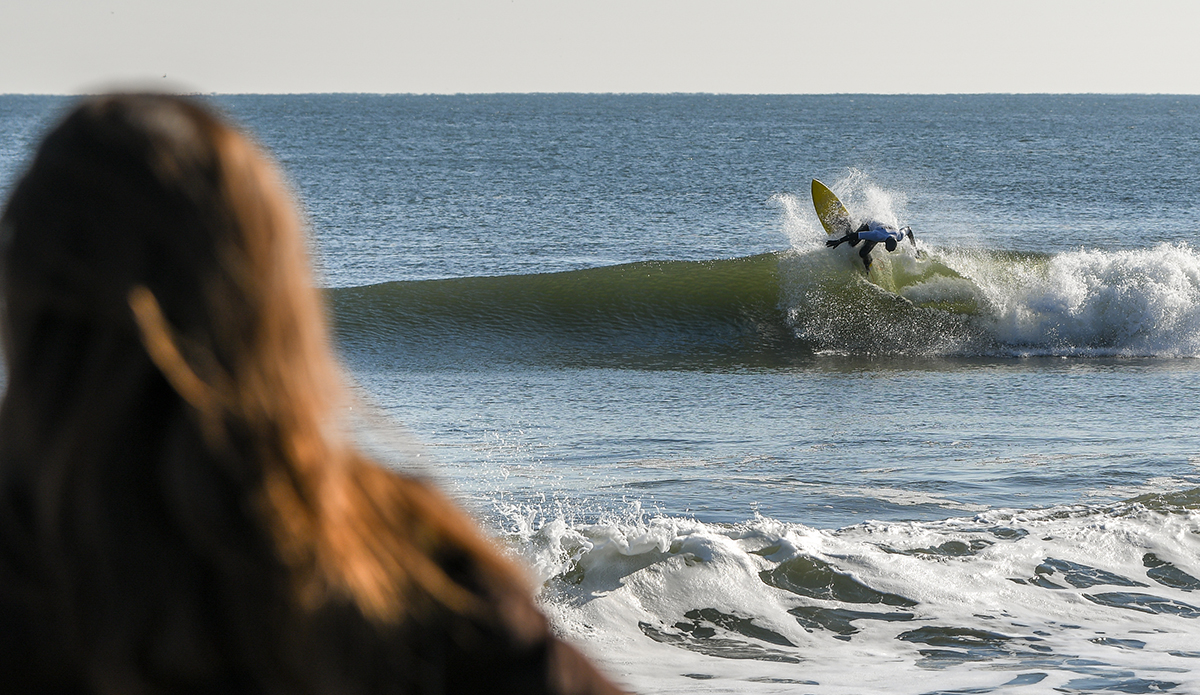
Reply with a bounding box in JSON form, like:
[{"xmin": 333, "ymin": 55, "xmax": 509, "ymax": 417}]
[{"xmin": 811, "ymin": 179, "xmax": 852, "ymax": 237}]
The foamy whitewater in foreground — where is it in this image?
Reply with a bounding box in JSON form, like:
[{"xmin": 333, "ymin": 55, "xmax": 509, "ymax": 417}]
[
  {"xmin": 515, "ymin": 501, "xmax": 1200, "ymax": 694},
  {"xmin": 4, "ymin": 94, "xmax": 1200, "ymax": 693}
]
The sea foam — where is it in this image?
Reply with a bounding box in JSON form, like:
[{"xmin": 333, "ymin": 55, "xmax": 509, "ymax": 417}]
[{"xmin": 500, "ymin": 502, "xmax": 1200, "ymax": 694}]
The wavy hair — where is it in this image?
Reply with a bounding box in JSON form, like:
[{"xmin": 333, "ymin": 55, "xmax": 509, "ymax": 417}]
[{"xmin": 0, "ymin": 94, "xmax": 619, "ymax": 695}]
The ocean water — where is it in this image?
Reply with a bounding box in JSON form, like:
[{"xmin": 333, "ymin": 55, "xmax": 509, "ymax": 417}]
[{"xmin": 3, "ymin": 93, "xmax": 1200, "ymax": 693}]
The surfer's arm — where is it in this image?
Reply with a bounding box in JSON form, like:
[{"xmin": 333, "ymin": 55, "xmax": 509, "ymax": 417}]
[{"xmin": 825, "ymin": 231, "xmax": 860, "ymax": 249}]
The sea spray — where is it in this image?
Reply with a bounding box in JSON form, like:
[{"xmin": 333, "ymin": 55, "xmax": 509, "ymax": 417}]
[
  {"xmin": 979, "ymin": 243, "xmax": 1200, "ymax": 356},
  {"xmin": 776, "ymin": 177, "xmax": 1200, "ymax": 358}
]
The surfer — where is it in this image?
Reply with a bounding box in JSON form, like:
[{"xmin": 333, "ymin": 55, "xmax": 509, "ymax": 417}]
[{"xmin": 825, "ymin": 221, "xmax": 915, "ymax": 271}]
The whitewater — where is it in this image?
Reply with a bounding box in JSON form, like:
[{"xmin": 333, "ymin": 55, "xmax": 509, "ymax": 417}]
[{"xmin": 3, "ymin": 93, "xmax": 1200, "ymax": 693}]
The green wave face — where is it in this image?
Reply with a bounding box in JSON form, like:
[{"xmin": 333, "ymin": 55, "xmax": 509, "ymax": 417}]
[
  {"xmin": 329, "ymin": 254, "xmax": 802, "ymax": 369},
  {"xmin": 329, "ymin": 242, "xmax": 1200, "ymax": 367},
  {"xmin": 777, "ymin": 246, "xmax": 1011, "ymax": 357}
]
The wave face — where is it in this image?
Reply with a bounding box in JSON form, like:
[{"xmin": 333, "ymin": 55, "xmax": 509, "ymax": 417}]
[
  {"xmin": 330, "ymin": 242, "xmax": 1200, "ymax": 366},
  {"xmin": 502, "ymin": 497, "xmax": 1200, "ymax": 694},
  {"xmin": 329, "ymin": 254, "xmax": 800, "ymax": 368}
]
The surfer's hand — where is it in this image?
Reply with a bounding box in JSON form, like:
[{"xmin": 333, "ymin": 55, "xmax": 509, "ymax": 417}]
[{"xmin": 825, "ymin": 238, "xmax": 842, "ymax": 248}]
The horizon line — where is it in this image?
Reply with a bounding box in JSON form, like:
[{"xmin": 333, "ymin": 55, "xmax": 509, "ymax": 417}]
[{"xmin": 4, "ymin": 90, "xmax": 1200, "ymax": 98}]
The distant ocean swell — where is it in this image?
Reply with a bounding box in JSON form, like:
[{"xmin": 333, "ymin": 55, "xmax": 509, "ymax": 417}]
[
  {"xmin": 329, "ymin": 243, "xmax": 1200, "ymax": 365},
  {"xmin": 502, "ymin": 494, "xmax": 1200, "ymax": 694}
]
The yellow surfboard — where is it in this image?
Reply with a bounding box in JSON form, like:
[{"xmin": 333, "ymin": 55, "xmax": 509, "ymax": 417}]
[{"xmin": 811, "ymin": 179, "xmax": 852, "ymax": 237}]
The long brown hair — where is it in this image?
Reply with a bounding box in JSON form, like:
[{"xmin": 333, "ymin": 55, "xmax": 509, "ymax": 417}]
[{"xmin": 0, "ymin": 94, "xmax": 620, "ymax": 694}]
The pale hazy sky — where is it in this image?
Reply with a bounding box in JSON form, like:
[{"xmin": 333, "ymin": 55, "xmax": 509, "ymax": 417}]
[{"xmin": 2, "ymin": 0, "xmax": 1198, "ymax": 95}]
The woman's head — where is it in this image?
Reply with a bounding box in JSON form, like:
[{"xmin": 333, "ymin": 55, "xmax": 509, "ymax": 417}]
[
  {"xmin": 0, "ymin": 92, "xmax": 513, "ymax": 626},
  {"xmin": 1, "ymin": 93, "xmax": 343, "ymax": 458}
]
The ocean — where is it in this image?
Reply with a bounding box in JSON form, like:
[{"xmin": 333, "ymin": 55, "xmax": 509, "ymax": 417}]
[{"xmin": 3, "ymin": 93, "xmax": 1200, "ymax": 693}]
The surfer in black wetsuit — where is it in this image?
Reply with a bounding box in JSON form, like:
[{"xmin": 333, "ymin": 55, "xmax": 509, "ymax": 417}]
[{"xmin": 825, "ymin": 221, "xmax": 915, "ymax": 271}]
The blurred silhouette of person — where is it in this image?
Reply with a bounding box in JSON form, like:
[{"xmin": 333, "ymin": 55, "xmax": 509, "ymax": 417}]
[{"xmin": 0, "ymin": 94, "xmax": 624, "ymax": 695}]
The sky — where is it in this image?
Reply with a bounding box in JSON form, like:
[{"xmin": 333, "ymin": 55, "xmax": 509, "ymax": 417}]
[{"xmin": 2, "ymin": 0, "xmax": 1199, "ymax": 95}]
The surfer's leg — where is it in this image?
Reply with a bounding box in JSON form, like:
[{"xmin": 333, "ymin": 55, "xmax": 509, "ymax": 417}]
[{"xmin": 859, "ymin": 241, "xmax": 877, "ymax": 270}]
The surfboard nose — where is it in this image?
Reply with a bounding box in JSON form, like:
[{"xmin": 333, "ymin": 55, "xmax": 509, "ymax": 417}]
[{"xmin": 811, "ymin": 179, "xmax": 853, "ymax": 237}]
